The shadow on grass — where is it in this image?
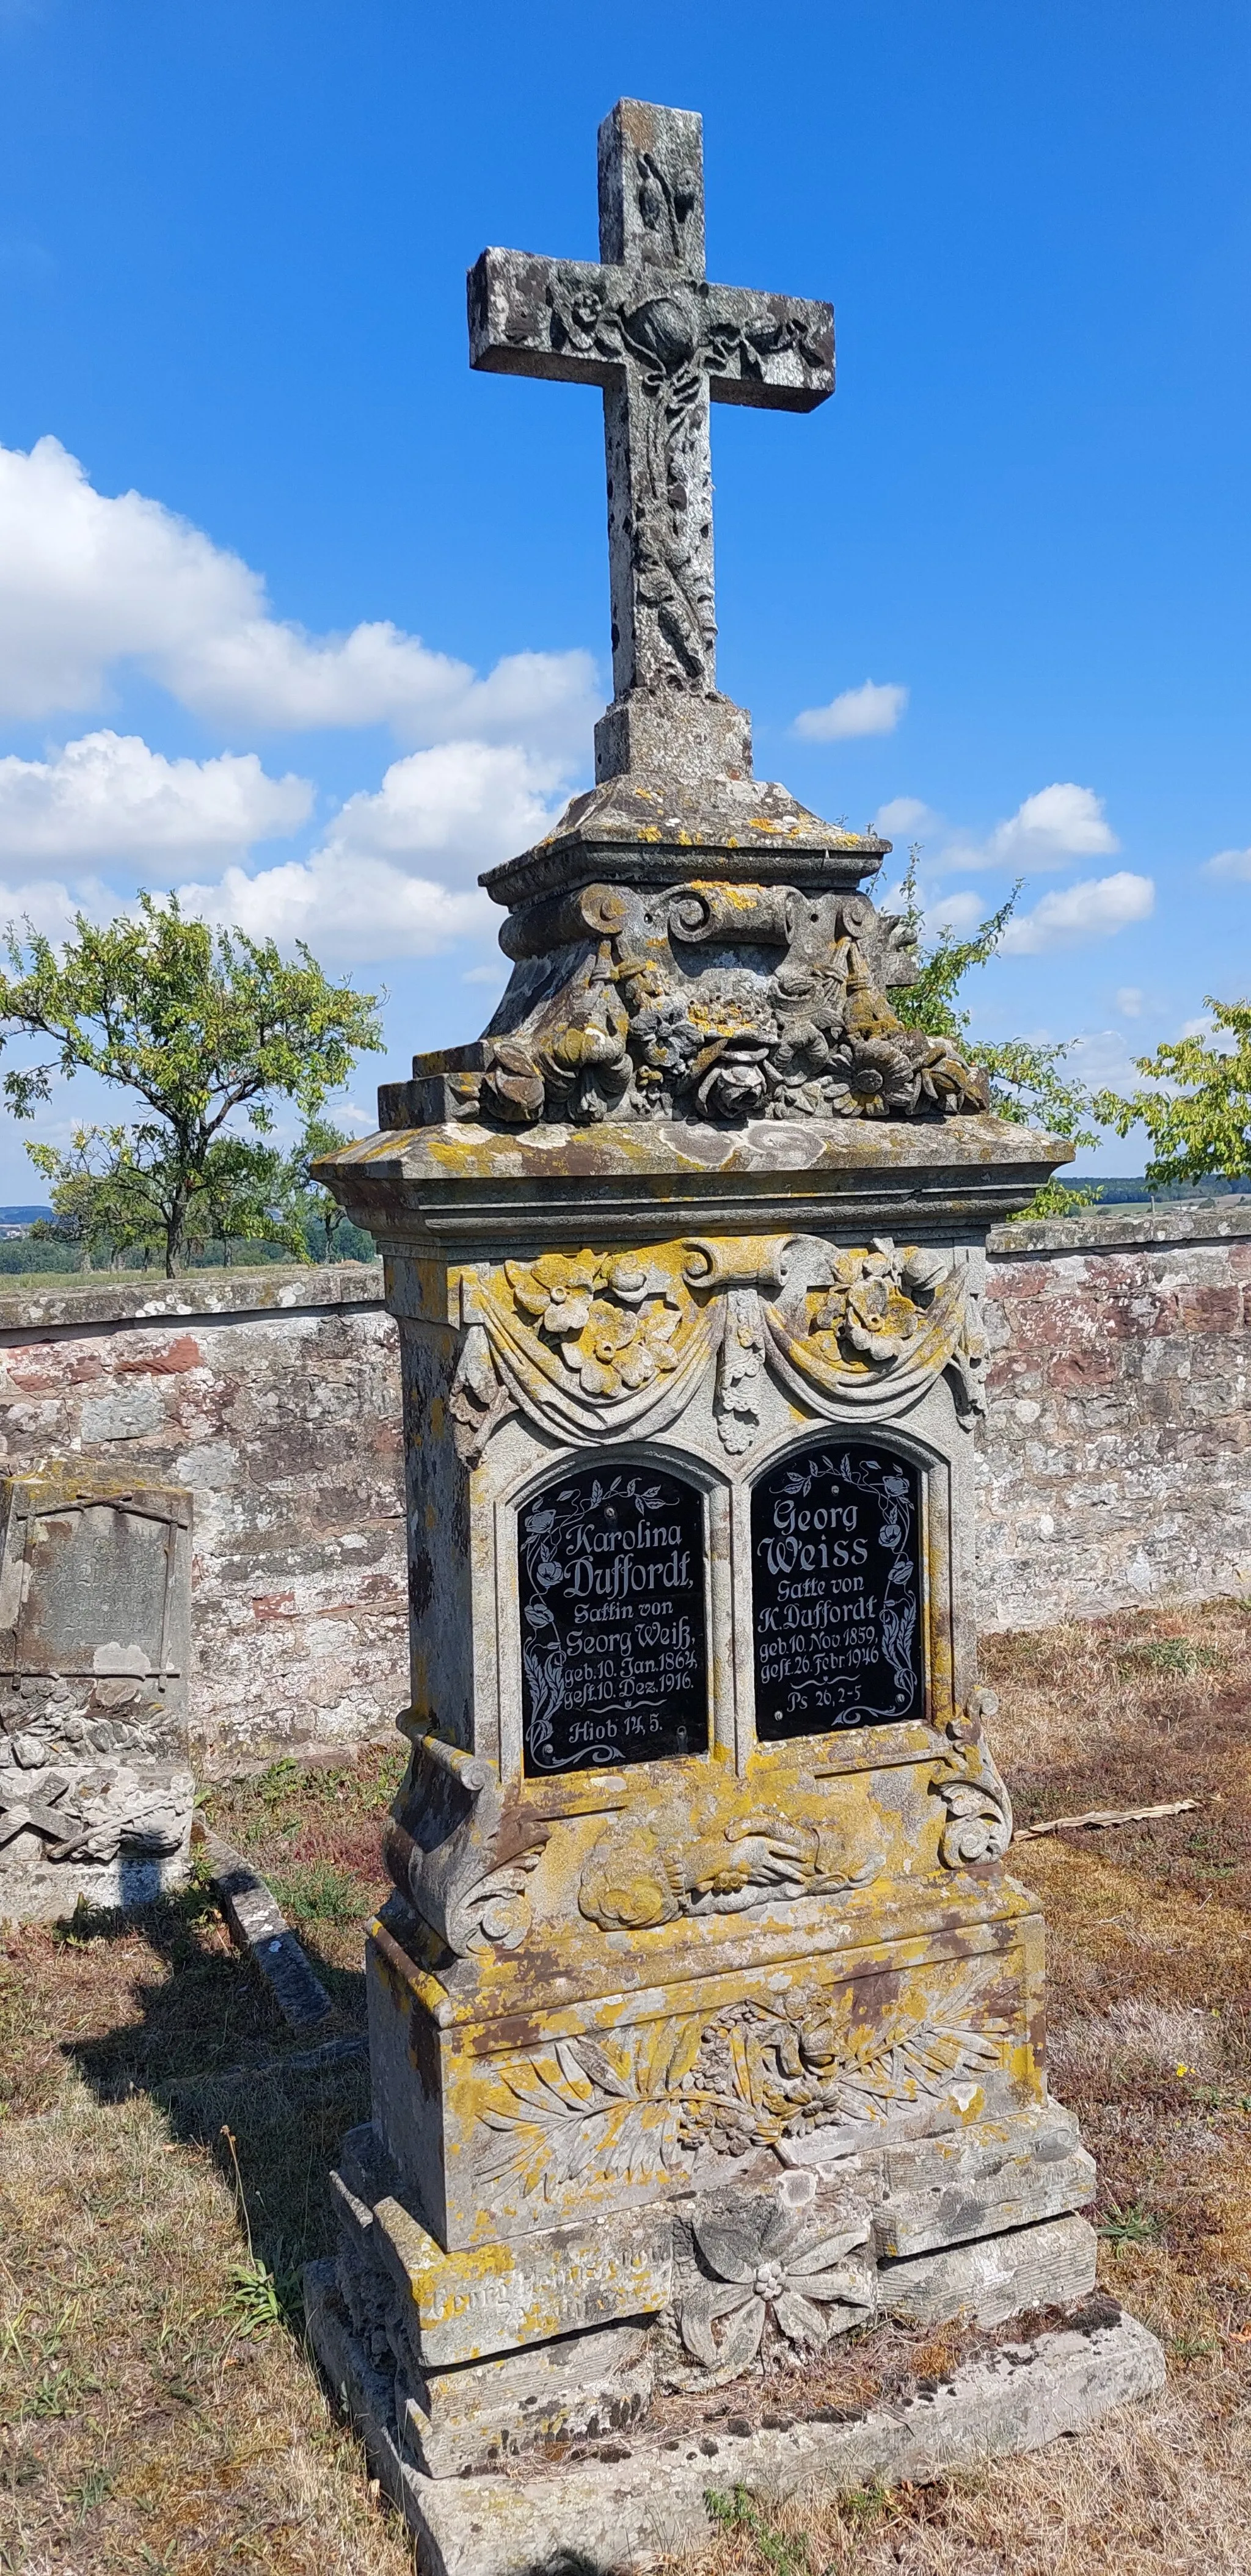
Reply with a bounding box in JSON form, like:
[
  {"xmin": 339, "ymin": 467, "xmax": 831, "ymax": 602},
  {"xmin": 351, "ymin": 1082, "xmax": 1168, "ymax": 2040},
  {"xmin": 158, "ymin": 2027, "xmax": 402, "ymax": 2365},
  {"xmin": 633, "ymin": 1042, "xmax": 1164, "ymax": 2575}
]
[{"xmin": 62, "ymin": 1884, "xmax": 371, "ymax": 2301}]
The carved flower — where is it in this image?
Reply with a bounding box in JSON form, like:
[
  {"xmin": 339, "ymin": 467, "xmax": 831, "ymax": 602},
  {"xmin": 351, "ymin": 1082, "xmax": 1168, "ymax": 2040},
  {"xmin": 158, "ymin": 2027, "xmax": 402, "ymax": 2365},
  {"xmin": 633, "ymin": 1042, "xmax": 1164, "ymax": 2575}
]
[
  {"xmin": 842, "ymin": 1272, "xmax": 925, "ymax": 1363},
  {"xmin": 506, "ymin": 1253, "xmax": 598, "ymax": 1339},
  {"xmin": 480, "ymin": 1041, "xmax": 545, "ymax": 1127},
  {"xmin": 680, "ymin": 2198, "xmax": 873, "ymax": 2374},
  {"xmin": 630, "ymin": 992, "xmax": 702, "ymax": 1079},
  {"xmin": 693, "ymin": 1038, "xmax": 772, "ymax": 1121},
  {"xmin": 572, "ymin": 1301, "xmax": 680, "ymax": 1398},
  {"xmin": 828, "ymin": 1035, "xmax": 923, "ymax": 1119}
]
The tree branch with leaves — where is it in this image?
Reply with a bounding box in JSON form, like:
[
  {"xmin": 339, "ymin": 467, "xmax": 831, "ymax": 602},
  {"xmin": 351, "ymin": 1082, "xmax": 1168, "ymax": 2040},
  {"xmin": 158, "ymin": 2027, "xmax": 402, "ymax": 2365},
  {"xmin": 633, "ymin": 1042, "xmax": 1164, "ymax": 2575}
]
[
  {"xmin": 0, "ymin": 896, "xmax": 383, "ymax": 1275},
  {"xmin": 1094, "ymin": 999, "xmax": 1251, "ymax": 1190},
  {"xmin": 889, "ymin": 851, "xmax": 1102, "ymax": 1217}
]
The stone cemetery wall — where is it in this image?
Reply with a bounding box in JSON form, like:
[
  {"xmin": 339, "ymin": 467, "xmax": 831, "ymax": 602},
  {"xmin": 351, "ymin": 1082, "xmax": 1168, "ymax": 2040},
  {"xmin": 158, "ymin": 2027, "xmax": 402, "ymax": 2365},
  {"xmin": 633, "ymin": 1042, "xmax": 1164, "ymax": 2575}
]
[
  {"xmin": 0, "ymin": 1267, "xmax": 405, "ymax": 1764},
  {"xmin": 979, "ymin": 1201, "xmax": 1251, "ymax": 1629},
  {"xmin": 0, "ymin": 1201, "xmax": 1245, "ymax": 1760}
]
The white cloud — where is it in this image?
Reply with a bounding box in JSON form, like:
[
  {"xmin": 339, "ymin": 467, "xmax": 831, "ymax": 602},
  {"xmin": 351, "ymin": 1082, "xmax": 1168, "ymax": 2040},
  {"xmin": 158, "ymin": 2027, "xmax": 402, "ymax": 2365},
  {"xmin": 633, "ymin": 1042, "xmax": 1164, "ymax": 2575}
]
[
  {"xmin": 0, "ymin": 435, "xmax": 597, "ymax": 748},
  {"xmin": 177, "ymin": 739, "xmax": 564, "ymax": 962},
  {"xmin": 923, "ymin": 890, "xmax": 985, "ymax": 935},
  {"xmin": 873, "ymin": 796, "xmax": 938, "ymax": 841},
  {"xmin": 0, "ymin": 730, "xmax": 310, "ymax": 875},
  {"xmin": 946, "ymin": 782, "xmax": 1120, "ymax": 871},
  {"xmin": 999, "ymin": 871, "xmax": 1153, "ymax": 955},
  {"xmin": 1203, "ymin": 843, "xmax": 1251, "ymax": 881},
  {"xmin": 186, "ymin": 856, "xmax": 491, "ymax": 962},
  {"xmin": 0, "ymin": 876, "xmax": 111, "ymax": 940},
  {"xmin": 793, "ymin": 680, "xmax": 908, "ymax": 742},
  {"xmin": 1116, "ymin": 986, "xmax": 1143, "ymax": 1018}
]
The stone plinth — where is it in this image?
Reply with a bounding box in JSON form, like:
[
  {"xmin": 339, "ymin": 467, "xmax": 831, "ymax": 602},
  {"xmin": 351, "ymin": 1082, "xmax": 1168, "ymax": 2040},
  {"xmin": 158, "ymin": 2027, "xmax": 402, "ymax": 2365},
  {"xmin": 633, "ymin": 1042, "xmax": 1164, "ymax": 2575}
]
[{"xmin": 0, "ymin": 1466, "xmax": 194, "ymax": 1917}]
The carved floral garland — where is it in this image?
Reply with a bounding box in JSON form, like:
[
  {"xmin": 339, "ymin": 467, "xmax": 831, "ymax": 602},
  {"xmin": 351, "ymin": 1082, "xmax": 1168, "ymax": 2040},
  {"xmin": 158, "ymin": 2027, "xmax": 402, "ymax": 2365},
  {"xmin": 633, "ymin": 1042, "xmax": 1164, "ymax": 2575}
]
[
  {"xmin": 477, "ymin": 1956, "xmax": 1008, "ymax": 2202},
  {"xmin": 449, "ymin": 1234, "xmax": 985, "ymax": 1461}
]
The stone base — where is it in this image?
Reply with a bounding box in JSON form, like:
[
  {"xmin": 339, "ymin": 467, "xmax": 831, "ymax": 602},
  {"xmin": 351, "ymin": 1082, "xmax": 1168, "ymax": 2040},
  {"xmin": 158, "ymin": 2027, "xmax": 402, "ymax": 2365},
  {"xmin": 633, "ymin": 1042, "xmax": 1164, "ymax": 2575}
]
[
  {"xmin": 0, "ymin": 1763, "xmax": 195, "ymax": 1921},
  {"xmin": 305, "ymin": 2266, "xmax": 1164, "ymax": 2576}
]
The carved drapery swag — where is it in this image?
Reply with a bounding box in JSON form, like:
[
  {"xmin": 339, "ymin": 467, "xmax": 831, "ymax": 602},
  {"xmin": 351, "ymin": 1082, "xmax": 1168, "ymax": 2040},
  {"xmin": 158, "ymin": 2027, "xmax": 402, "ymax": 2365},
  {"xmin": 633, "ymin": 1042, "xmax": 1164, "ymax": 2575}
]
[{"xmin": 448, "ymin": 1232, "xmax": 985, "ymax": 1463}]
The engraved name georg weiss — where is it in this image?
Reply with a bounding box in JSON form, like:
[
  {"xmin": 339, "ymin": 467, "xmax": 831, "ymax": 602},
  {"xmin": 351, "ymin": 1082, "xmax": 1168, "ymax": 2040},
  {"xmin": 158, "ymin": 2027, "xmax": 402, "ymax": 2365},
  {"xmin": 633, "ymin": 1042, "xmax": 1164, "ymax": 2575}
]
[{"xmin": 752, "ymin": 1445, "xmax": 924, "ymax": 1741}]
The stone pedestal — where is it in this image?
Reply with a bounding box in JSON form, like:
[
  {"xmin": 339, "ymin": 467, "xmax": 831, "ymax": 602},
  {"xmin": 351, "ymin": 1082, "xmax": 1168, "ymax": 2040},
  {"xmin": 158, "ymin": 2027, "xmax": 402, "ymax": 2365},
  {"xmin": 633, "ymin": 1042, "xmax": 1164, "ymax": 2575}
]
[
  {"xmin": 305, "ymin": 90, "xmax": 1163, "ymax": 2566},
  {"xmin": 0, "ymin": 1468, "xmax": 194, "ymax": 1919},
  {"xmin": 305, "ymin": 1096, "xmax": 1152, "ymax": 2548}
]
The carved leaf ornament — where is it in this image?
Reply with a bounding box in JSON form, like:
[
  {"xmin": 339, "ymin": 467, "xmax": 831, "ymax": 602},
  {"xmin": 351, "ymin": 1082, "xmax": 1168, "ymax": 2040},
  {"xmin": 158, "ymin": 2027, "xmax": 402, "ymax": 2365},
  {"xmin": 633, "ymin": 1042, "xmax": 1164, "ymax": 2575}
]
[
  {"xmin": 449, "ymin": 1233, "xmax": 985, "ymax": 1461},
  {"xmin": 477, "ymin": 1957, "xmax": 1008, "ymax": 2203}
]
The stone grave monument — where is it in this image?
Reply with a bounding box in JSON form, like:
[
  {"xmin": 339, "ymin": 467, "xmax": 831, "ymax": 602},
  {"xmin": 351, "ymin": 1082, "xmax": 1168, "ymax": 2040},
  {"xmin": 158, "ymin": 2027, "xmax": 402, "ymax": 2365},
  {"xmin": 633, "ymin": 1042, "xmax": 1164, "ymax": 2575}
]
[
  {"xmin": 305, "ymin": 97, "xmax": 1164, "ymax": 2571},
  {"xmin": 0, "ymin": 1467, "xmax": 194, "ymax": 1919}
]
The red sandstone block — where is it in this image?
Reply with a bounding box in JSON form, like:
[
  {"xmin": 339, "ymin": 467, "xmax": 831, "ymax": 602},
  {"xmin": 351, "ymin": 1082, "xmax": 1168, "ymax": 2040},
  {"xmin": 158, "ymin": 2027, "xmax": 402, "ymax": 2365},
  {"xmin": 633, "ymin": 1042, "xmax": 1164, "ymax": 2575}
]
[
  {"xmin": 1049, "ymin": 1352, "xmax": 1119, "ymax": 1392},
  {"xmin": 1151, "ymin": 1287, "xmax": 1242, "ymax": 1334},
  {"xmin": 252, "ymin": 1591, "xmax": 297, "ymax": 1621},
  {"xmin": 983, "ymin": 1265, "xmax": 1046, "ymax": 1299},
  {"xmin": 6, "ymin": 1348, "xmax": 106, "ymax": 1392},
  {"xmin": 118, "ymin": 1333, "xmax": 203, "ymax": 1375}
]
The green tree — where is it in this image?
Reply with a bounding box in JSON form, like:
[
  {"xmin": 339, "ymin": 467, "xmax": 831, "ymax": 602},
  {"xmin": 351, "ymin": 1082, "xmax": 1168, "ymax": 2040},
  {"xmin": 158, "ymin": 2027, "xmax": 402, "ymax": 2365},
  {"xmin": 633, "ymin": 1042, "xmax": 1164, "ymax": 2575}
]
[
  {"xmin": 1094, "ymin": 999, "xmax": 1251, "ymax": 1190},
  {"xmin": 0, "ymin": 896, "xmax": 382, "ymax": 1275},
  {"xmin": 285, "ymin": 1114, "xmax": 369, "ymax": 1261},
  {"xmin": 27, "ymin": 1124, "xmax": 162, "ymax": 1271},
  {"xmin": 889, "ymin": 851, "xmax": 1101, "ymax": 1218}
]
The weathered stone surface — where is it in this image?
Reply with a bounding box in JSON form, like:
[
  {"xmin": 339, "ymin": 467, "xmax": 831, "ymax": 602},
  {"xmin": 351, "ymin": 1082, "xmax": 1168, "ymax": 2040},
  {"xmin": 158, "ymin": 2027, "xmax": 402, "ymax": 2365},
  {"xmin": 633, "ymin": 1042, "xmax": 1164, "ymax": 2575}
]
[
  {"xmin": 877, "ymin": 2211, "xmax": 1098, "ymax": 2326},
  {"xmin": 398, "ymin": 2319, "xmax": 654, "ymax": 2477},
  {"xmin": 197, "ymin": 1824, "xmax": 332, "ymax": 2027},
  {"xmin": 0, "ymin": 1466, "xmax": 195, "ymax": 1916},
  {"xmin": 872, "ymin": 2103, "xmax": 1095, "ymax": 2258},
  {"xmin": 979, "ymin": 1199, "xmax": 1251, "ymax": 1626},
  {"xmin": 305, "ymin": 2285, "xmax": 1165, "ymax": 2576},
  {"xmin": 0, "ymin": 1265, "xmax": 403, "ymax": 1761},
  {"xmin": 353, "ymin": 2175, "xmax": 674, "ymax": 2367}
]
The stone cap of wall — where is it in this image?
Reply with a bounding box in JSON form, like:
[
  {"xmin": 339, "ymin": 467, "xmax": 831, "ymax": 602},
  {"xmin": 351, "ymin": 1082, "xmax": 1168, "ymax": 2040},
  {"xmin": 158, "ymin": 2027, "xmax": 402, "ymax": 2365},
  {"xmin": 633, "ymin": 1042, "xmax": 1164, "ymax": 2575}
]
[
  {"xmin": 987, "ymin": 1201, "xmax": 1251, "ymax": 1257},
  {"xmin": 0, "ymin": 1206, "xmax": 1247, "ymax": 1330},
  {"xmin": 0, "ymin": 1259, "xmax": 386, "ymax": 1336}
]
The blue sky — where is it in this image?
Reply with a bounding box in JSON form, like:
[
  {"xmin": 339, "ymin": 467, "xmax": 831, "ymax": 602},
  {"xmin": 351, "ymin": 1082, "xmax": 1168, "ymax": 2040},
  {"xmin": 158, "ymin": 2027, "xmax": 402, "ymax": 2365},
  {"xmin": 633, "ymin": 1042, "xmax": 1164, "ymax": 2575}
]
[{"xmin": 0, "ymin": 0, "xmax": 1249, "ymax": 1185}]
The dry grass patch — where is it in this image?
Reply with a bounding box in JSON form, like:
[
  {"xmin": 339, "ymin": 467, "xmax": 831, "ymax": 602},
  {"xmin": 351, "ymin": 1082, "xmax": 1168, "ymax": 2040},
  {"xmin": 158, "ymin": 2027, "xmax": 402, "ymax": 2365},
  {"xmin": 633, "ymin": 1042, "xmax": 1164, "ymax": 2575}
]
[
  {"xmin": 0, "ymin": 1745, "xmax": 410, "ymax": 2573},
  {"xmin": 200, "ymin": 1744, "xmax": 404, "ymax": 1971},
  {"xmin": 5, "ymin": 1619, "xmax": 1251, "ymax": 2571},
  {"xmin": 0, "ymin": 2073, "xmax": 410, "ymax": 2575}
]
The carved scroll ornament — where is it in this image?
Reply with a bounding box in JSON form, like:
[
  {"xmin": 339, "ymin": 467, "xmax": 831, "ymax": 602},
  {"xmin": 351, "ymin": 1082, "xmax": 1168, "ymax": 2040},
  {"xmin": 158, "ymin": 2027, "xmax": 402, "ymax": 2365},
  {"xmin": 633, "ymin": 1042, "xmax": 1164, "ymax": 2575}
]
[
  {"xmin": 448, "ymin": 1233, "xmax": 985, "ymax": 1462},
  {"xmin": 928, "ymin": 1690, "xmax": 1013, "ymax": 1869},
  {"xmin": 384, "ymin": 1733, "xmax": 549, "ymax": 1957}
]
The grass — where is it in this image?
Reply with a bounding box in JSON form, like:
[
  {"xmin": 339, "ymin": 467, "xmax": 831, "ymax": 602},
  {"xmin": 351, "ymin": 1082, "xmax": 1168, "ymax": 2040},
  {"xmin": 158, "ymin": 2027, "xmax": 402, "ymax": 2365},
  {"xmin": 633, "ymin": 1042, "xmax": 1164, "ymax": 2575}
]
[
  {"xmin": 0, "ymin": 1745, "xmax": 407, "ymax": 2574},
  {"xmin": 4, "ymin": 1610, "xmax": 1251, "ymax": 2571},
  {"xmin": 200, "ymin": 1742, "xmax": 406, "ymax": 1969}
]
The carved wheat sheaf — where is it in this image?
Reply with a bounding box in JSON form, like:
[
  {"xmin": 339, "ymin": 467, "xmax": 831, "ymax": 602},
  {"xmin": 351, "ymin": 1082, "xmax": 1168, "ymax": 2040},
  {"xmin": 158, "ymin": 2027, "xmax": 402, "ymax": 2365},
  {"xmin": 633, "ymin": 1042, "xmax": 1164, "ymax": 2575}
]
[{"xmin": 475, "ymin": 1958, "xmax": 1009, "ymax": 2202}]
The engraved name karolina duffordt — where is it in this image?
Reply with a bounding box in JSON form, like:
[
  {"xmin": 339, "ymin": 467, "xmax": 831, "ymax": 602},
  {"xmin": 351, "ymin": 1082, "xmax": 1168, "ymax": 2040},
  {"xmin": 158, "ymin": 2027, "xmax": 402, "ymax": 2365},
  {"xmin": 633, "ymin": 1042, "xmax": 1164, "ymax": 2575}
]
[
  {"xmin": 518, "ymin": 1466, "xmax": 709, "ymax": 1774},
  {"xmin": 751, "ymin": 1444, "xmax": 924, "ymax": 1739}
]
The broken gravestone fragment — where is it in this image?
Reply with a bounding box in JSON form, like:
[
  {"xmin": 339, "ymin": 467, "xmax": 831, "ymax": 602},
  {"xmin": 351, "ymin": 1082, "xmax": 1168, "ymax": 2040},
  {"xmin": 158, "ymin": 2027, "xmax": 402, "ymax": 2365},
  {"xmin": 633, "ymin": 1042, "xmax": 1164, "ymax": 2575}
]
[{"xmin": 0, "ymin": 1468, "xmax": 194, "ymax": 1919}]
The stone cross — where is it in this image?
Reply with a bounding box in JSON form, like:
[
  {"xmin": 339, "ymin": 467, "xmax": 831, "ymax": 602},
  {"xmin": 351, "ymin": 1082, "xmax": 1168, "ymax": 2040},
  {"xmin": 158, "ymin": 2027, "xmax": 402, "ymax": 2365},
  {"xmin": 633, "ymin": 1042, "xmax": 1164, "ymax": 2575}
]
[{"xmin": 469, "ymin": 100, "xmax": 833, "ymax": 743}]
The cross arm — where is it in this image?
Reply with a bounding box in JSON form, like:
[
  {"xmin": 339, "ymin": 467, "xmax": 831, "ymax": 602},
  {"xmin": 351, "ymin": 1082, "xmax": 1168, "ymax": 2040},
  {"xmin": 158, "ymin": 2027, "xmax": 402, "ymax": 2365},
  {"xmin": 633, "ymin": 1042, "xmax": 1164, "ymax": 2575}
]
[
  {"xmin": 469, "ymin": 249, "xmax": 624, "ymax": 387},
  {"xmin": 702, "ymin": 283, "xmax": 833, "ymax": 414},
  {"xmin": 469, "ymin": 247, "xmax": 833, "ymax": 410}
]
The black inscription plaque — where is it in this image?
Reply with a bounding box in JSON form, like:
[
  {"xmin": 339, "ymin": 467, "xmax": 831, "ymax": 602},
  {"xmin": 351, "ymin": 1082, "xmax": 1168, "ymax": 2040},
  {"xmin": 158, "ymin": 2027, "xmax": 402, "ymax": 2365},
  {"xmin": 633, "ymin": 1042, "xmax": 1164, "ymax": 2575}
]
[
  {"xmin": 751, "ymin": 1443, "xmax": 924, "ymax": 1740},
  {"xmin": 518, "ymin": 1466, "xmax": 709, "ymax": 1775}
]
